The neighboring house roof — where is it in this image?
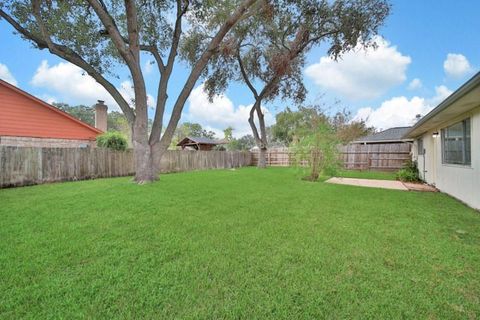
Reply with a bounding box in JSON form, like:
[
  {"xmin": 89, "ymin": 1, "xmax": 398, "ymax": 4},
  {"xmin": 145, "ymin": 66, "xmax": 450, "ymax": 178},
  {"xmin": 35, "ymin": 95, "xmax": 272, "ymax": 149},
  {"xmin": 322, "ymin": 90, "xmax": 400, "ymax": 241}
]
[
  {"xmin": 0, "ymin": 80, "xmax": 102, "ymax": 140},
  {"xmin": 353, "ymin": 127, "xmax": 413, "ymax": 144},
  {"xmin": 176, "ymin": 136, "xmax": 226, "ymax": 146},
  {"xmin": 404, "ymin": 71, "xmax": 480, "ymax": 138}
]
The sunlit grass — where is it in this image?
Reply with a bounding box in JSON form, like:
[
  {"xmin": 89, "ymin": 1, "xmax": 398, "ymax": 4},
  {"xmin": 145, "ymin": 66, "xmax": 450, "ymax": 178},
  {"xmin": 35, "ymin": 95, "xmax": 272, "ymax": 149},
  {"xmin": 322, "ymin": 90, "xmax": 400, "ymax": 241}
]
[{"xmin": 1, "ymin": 167, "xmax": 479, "ymax": 318}]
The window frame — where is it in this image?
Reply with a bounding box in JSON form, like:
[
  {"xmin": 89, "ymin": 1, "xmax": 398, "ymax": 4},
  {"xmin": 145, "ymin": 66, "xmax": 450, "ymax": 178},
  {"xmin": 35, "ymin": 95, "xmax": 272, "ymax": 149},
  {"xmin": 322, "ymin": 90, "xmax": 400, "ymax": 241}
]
[
  {"xmin": 441, "ymin": 118, "xmax": 471, "ymax": 166},
  {"xmin": 417, "ymin": 138, "xmax": 424, "ymax": 156}
]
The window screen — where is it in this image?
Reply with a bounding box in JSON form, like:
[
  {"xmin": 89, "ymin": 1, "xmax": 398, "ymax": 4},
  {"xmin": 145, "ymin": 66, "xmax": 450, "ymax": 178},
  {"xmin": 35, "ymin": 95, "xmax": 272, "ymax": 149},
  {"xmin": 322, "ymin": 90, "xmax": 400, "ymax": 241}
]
[
  {"xmin": 417, "ymin": 139, "xmax": 424, "ymax": 155},
  {"xmin": 441, "ymin": 118, "xmax": 471, "ymax": 165}
]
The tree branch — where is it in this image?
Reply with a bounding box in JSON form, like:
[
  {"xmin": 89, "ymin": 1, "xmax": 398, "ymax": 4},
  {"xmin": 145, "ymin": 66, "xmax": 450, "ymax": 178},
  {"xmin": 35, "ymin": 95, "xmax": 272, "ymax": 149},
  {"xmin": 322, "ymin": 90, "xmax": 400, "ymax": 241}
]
[
  {"xmin": 0, "ymin": 8, "xmax": 135, "ymax": 123},
  {"xmin": 140, "ymin": 44, "xmax": 166, "ymax": 72},
  {"xmin": 125, "ymin": 0, "xmax": 140, "ymax": 61},
  {"xmin": 87, "ymin": 0, "xmax": 135, "ymax": 67},
  {"xmin": 248, "ymin": 101, "xmax": 262, "ymax": 146},
  {"xmin": 149, "ymin": 0, "xmax": 189, "ymax": 144},
  {"xmin": 154, "ymin": 0, "xmax": 259, "ymax": 153},
  {"xmin": 236, "ymin": 49, "xmax": 259, "ymax": 99}
]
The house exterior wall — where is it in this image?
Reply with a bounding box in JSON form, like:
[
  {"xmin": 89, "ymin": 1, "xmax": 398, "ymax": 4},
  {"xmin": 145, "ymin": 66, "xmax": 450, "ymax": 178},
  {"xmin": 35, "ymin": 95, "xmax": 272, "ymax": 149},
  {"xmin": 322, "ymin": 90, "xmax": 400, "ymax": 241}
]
[
  {"xmin": 0, "ymin": 136, "xmax": 96, "ymax": 148},
  {"xmin": 0, "ymin": 81, "xmax": 101, "ymax": 140},
  {"xmin": 412, "ymin": 106, "xmax": 480, "ymax": 210}
]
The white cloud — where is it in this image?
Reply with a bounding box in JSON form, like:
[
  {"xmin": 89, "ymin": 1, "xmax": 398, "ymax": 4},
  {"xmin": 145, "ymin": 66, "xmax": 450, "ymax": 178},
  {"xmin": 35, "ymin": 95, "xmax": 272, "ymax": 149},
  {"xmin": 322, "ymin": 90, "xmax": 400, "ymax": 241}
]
[
  {"xmin": 407, "ymin": 78, "xmax": 422, "ymax": 90},
  {"xmin": 0, "ymin": 63, "xmax": 18, "ymax": 86},
  {"xmin": 353, "ymin": 96, "xmax": 430, "ymax": 130},
  {"xmin": 443, "ymin": 53, "xmax": 472, "ymax": 78},
  {"xmin": 31, "ymin": 60, "xmax": 155, "ymax": 110},
  {"xmin": 428, "ymin": 85, "xmax": 452, "ymax": 107},
  {"xmin": 305, "ymin": 37, "xmax": 411, "ymax": 100},
  {"xmin": 353, "ymin": 85, "xmax": 453, "ymax": 130},
  {"xmin": 144, "ymin": 59, "xmax": 155, "ymax": 75},
  {"xmin": 39, "ymin": 94, "xmax": 57, "ymax": 104},
  {"xmin": 185, "ymin": 84, "xmax": 274, "ymax": 138}
]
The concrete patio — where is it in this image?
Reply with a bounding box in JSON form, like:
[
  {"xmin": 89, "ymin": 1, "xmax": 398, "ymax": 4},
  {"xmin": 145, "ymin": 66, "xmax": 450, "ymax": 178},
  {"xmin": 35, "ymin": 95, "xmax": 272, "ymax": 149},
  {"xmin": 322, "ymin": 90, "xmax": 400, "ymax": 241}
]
[{"xmin": 326, "ymin": 177, "xmax": 437, "ymax": 192}]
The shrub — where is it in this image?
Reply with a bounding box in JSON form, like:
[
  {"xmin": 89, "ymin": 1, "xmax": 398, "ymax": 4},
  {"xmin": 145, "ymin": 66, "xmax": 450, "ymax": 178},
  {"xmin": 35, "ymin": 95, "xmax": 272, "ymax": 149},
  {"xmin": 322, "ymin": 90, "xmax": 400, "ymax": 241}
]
[
  {"xmin": 96, "ymin": 131, "xmax": 128, "ymax": 151},
  {"xmin": 396, "ymin": 160, "xmax": 420, "ymax": 182},
  {"xmin": 292, "ymin": 120, "xmax": 340, "ymax": 182}
]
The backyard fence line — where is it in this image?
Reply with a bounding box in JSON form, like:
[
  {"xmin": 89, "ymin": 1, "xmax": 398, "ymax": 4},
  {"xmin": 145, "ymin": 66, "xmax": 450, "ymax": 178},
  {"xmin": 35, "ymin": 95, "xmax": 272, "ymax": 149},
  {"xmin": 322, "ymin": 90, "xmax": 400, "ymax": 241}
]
[
  {"xmin": 0, "ymin": 146, "xmax": 252, "ymax": 188},
  {"xmin": 340, "ymin": 143, "xmax": 412, "ymax": 171},
  {"xmin": 251, "ymin": 143, "xmax": 412, "ymax": 171},
  {"xmin": 157, "ymin": 150, "xmax": 252, "ymax": 173}
]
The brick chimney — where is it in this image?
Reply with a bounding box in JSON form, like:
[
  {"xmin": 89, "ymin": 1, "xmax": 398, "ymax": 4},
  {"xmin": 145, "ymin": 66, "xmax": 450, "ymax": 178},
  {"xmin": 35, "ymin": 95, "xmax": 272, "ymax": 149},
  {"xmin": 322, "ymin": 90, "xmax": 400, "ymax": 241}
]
[{"xmin": 94, "ymin": 100, "xmax": 108, "ymax": 132}]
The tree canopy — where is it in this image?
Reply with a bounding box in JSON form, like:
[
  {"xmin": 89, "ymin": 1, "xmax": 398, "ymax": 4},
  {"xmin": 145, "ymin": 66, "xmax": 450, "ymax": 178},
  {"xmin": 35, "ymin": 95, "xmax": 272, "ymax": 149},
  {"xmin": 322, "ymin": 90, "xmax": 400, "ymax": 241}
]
[
  {"xmin": 198, "ymin": 0, "xmax": 390, "ymax": 167},
  {"xmin": 272, "ymin": 106, "xmax": 376, "ymax": 146}
]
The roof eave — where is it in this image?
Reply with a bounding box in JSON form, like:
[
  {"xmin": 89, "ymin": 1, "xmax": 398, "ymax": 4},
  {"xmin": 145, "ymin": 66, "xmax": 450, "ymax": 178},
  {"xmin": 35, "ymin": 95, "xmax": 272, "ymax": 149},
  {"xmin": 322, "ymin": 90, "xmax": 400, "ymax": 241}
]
[
  {"xmin": 352, "ymin": 139, "xmax": 413, "ymax": 144},
  {"xmin": 403, "ymin": 71, "xmax": 480, "ymax": 139}
]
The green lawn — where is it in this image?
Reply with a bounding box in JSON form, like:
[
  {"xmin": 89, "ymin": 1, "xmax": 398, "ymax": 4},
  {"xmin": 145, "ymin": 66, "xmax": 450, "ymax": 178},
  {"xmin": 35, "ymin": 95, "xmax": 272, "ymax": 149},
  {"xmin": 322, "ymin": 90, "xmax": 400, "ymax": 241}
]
[
  {"xmin": 336, "ymin": 169, "xmax": 397, "ymax": 180},
  {"xmin": 1, "ymin": 167, "xmax": 479, "ymax": 319}
]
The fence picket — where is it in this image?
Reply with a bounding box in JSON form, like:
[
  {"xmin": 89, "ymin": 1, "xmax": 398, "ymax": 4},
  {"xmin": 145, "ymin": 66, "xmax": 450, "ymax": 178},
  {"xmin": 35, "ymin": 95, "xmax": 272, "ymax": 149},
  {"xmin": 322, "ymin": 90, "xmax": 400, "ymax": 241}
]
[
  {"xmin": 251, "ymin": 143, "xmax": 411, "ymax": 171},
  {"xmin": 0, "ymin": 147, "xmax": 252, "ymax": 188}
]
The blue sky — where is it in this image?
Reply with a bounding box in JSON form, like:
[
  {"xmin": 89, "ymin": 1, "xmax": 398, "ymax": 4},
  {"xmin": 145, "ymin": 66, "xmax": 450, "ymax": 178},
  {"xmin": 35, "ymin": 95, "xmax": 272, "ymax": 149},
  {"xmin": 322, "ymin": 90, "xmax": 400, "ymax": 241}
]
[{"xmin": 1, "ymin": 0, "xmax": 479, "ymax": 137}]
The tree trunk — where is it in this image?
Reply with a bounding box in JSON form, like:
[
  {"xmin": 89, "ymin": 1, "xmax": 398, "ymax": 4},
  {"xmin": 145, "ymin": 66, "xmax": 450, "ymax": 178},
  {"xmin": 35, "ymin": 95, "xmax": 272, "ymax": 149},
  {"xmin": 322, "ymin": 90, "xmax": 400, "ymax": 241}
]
[
  {"xmin": 132, "ymin": 90, "xmax": 157, "ymax": 183},
  {"xmin": 132, "ymin": 119, "xmax": 157, "ymax": 183},
  {"xmin": 133, "ymin": 139, "xmax": 156, "ymax": 183},
  {"xmin": 248, "ymin": 100, "xmax": 269, "ymax": 169},
  {"xmin": 310, "ymin": 150, "xmax": 320, "ymax": 181},
  {"xmin": 258, "ymin": 147, "xmax": 267, "ymax": 168}
]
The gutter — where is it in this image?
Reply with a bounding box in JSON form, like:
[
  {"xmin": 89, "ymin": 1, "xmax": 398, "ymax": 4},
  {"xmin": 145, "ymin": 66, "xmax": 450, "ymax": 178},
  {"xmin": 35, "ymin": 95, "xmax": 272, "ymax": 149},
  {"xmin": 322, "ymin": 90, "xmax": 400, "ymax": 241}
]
[
  {"xmin": 403, "ymin": 71, "xmax": 480, "ymax": 139},
  {"xmin": 352, "ymin": 139, "xmax": 413, "ymax": 144}
]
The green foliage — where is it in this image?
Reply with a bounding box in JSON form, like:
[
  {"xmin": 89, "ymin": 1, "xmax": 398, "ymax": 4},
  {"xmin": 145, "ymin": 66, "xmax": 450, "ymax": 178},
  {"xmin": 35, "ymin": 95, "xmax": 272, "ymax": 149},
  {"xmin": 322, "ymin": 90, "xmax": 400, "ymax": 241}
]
[
  {"xmin": 331, "ymin": 109, "xmax": 376, "ymax": 144},
  {"xmin": 227, "ymin": 134, "xmax": 256, "ymax": 151},
  {"xmin": 201, "ymin": 0, "xmax": 391, "ymax": 105},
  {"xmin": 221, "ymin": 128, "xmax": 256, "ymax": 151},
  {"xmin": 1, "ymin": 168, "xmax": 480, "ymax": 318},
  {"xmin": 96, "ymin": 131, "xmax": 128, "ymax": 151},
  {"xmin": 54, "ymin": 103, "xmax": 132, "ymax": 145},
  {"xmin": 272, "ymin": 106, "xmax": 320, "ymax": 146},
  {"xmin": 170, "ymin": 122, "xmax": 217, "ymax": 148},
  {"xmin": 272, "ymin": 106, "xmax": 377, "ymax": 146},
  {"xmin": 223, "ymin": 126, "xmax": 234, "ymax": 141},
  {"xmin": 396, "ymin": 160, "xmax": 420, "ymax": 182},
  {"xmin": 54, "ymin": 103, "xmax": 95, "ymax": 126},
  {"xmin": 291, "ymin": 107, "xmax": 340, "ymax": 181}
]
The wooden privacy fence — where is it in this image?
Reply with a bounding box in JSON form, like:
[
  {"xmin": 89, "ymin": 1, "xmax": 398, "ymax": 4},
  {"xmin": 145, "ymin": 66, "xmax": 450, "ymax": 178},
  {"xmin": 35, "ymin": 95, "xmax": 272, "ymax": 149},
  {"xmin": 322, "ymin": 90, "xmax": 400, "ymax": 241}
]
[
  {"xmin": 0, "ymin": 146, "xmax": 252, "ymax": 188},
  {"xmin": 251, "ymin": 147, "xmax": 291, "ymax": 166},
  {"xmin": 341, "ymin": 143, "xmax": 412, "ymax": 171},
  {"xmin": 251, "ymin": 143, "xmax": 412, "ymax": 171},
  {"xmin": 158, "ymin": 150, "xmax": 252, "ymax": 173}
]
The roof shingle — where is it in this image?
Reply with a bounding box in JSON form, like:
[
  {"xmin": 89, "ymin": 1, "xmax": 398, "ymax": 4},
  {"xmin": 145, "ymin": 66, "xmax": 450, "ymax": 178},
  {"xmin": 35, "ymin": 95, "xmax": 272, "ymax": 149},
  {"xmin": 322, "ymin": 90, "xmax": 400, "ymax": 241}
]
[{"xmin": 353, "ymin": 127, "xmax": 412, "ymax": 143}]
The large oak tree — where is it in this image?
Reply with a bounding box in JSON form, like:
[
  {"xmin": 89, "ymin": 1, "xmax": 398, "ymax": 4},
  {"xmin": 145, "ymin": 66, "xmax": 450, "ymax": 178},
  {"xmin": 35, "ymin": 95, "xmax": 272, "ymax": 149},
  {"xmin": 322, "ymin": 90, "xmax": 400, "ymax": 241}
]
[
  {"xmin": 200, "ymin": 0, "xmax": 390, "ymax": 167},
  {"xmin": 0, "ymin": 0, "xmax": 261, "ymax": 182}
]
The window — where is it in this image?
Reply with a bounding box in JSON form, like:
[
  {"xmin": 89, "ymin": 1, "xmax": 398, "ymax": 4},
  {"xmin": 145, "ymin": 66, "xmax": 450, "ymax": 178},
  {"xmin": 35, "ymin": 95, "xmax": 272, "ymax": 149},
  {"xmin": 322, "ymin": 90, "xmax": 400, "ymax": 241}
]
[
  {"xmin": 417, "ymin": 139, "xmax": 424, "ymax": 155},
  {"xmin": 441, "ymin": 118, "xmax": 471, "ymax": 165}
]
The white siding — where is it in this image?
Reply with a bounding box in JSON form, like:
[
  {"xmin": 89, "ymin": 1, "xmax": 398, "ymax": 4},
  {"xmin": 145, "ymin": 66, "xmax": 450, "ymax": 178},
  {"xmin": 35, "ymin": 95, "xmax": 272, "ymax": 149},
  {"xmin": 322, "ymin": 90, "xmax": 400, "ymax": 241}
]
[{"xmin": 413, "ymin": 107, "xmax": 480, "ymax": 210}]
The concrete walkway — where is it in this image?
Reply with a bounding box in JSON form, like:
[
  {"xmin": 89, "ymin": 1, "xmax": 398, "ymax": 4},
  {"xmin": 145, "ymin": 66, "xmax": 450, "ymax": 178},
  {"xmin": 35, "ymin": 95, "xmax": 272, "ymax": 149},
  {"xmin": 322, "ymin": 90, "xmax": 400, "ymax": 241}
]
[
  {"xmin": 326, "ymin": 177, "xmax": 409, "ymax": 190},
  {"xmin": 326, "ymin": 177, "xmax": 438, "ymax": 192}
]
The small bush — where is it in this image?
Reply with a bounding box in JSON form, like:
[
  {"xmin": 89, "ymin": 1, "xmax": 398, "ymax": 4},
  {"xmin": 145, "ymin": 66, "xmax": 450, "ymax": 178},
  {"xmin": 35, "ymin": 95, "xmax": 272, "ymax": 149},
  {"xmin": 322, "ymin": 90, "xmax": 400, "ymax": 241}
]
[
  {"xmin": 396, "ymin": 160, "xmax": 420, "ymax": 182},
  {"xmin": 96, "ymin": 131, "xmax": 128, "ymax": 151}
]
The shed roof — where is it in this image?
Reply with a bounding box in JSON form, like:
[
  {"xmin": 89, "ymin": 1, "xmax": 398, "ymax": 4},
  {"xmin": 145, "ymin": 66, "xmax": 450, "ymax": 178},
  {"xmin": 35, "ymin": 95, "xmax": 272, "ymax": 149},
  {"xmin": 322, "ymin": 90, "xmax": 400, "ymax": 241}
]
[
  {"xmin": 0, "ymin": 80, "xmax": 102, "ymax": 140},
  {"xmin": 176, "ymin": 136, "xmax": 226, "ymax": 146},
  {"xmin": 353, "ymin": 127, "xmax": 412, "ymax": 144}
]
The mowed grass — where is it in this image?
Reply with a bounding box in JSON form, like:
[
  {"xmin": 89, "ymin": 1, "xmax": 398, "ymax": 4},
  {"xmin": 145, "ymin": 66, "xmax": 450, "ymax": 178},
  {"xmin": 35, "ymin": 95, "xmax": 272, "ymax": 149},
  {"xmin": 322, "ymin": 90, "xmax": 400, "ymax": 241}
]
[
  {"xmin": 336, "ymin": 169, "xmax": 397, "ymax": 180},
  {"xmin": 1, "ymin": 167, "xmax": 480, "ymax": 319}
]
